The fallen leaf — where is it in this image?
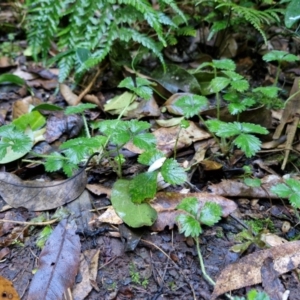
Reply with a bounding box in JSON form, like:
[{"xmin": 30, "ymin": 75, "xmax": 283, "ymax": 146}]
[
  {"xmin": 0, "ymin": 276, "xmax": 20, "ymax": 300},
  {"xmin": 0, "ymin": 170, "xmax": 87, "ymax": 211},
  {"xmin": 27, "ymin": 219, "xmax": 81, "ymax": 300},
  {"xmin": 86, "ymin": 183, "xmax": 111, "ymax": 197},
  {"xmin": 59, "ymin": 83, "xmax": 78, "ymax": 106},
  {"xmin": 211, "ymin": 240, "xmax": 300, "ymax": 299},
  {"xmin": 208, "ymin": 175, "xmax": 281, "ymax": 199},
  {"xmin": 72, "ymin": 249, "xmax": 100, "ymax": 300},
  {"xmin": 97, "ymin": 206, "xmax": 123, "ymax": 225},
  {"xmin": 12, "ymin": 96, "xmax": 42, "ymax": 119}
]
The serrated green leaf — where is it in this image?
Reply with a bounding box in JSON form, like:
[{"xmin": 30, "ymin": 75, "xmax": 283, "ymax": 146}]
[
  {"xmin": 289, "ymin": 193, "xmax": 300, "ymax": 209},
  {"xmin": 216, "ymin": 122, "xmax": 242, "ymax": 137},
  {"xmin": 127, "ymin": 120, "xmax": 151, "ymax": 133},
  {"xmin": 210, "ymin": 77, "xmax": 231, "ymax": 93},
  {"xmin": 134, "ymin": 85, "xmax": 153, "ymax": 100},
  {"xmin": 161, "ymin": 158, "xmax": 187, "ymax": 185},
  {"xmin": 271, "ymin": 183, "xmax": 292, "ymax": 198},
  {"xmin": 44, "ymin": 152, "xmax": 66, "ymax": 172},
  {"xmin": 228, "ymin": 102, "xmax": 247, "ymax": 115},
  {"xmin": 212, "ymin": 59, "xmax": 236, "ymax": 70},
  {"xmin": 65, "ymin": 103, "xmax": 97, "ymax": 115},
  {"xmin": 176, "ymin": 214, "xmax": 202, "ymax": 238},
  {"xmin": 253, "ymin": 86, "xmax": 280, "ymax": 98},
  {"xmin": 238, "ymin": 123, "xmax": 269, "ymax": 135},
  {"xmin": 111, "ymin": 179, "xmax": 157, "ymax": 227},
  {"xmin": 233, "ymin": 133, "xmax": 262, "ymax": 157},
  {"xmin": 129, "ymin": 171, "xmax": 158, "ymax": 203},
  {"xmin": 133, "ymin": 133, "xmax": 156, "ymax": 150},
  {"xmin": 174, "ymin": 94, "xmax": 208, "ymax": 118},
  {"xmin": 176, "ymin": 197, "xmax": 199, "ymax": 217},
  {"xmin": 62, "ymin": 162, "xmax": 79, "ymax": 177},
  {"xmin": 199, "ymin": 202, "xmax": 222, "ymax": 226},
  {"xmin": 231, "ymin": 79, "xmax": 249, "ymax": 92},
  {"xmin": 138, "ymin": 149, "xmax": 165, "ymax": 166}
]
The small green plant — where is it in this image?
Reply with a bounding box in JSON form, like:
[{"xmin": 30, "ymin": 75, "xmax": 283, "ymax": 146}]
[
  {"xmin": 36, "ymin": 225, "xmax": 53, "ymax": 249},
  {"xmin": 234, "ymin": 289, "xmax": 270, "ymax": 300},
  {"xmin": 262, "ymin": 50, "xmax": 299, "ymax": 85},
  {"xmin": 129, "ymin": 263, "xmax": 149, "ymax": 288},
  {"xmin": 205, "ymin": 120, "xmax": 268, "ymax": 158},
  {"xmin": 176, "ymin": 197, "xmax": 222, "ymax": 286}
]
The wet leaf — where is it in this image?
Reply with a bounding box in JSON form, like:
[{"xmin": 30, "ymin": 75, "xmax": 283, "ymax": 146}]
[
  {"xmin": 0, "ymin": 170, "xmax": 87, "ymax": 211},
  {"xmin": 27, "ymin": 219, "xmax": 80, "ymax": 300}
]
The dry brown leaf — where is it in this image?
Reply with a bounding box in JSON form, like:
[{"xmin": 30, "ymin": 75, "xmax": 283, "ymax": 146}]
[
  {"xmin": 153, "ymin": 121, "xmax": 211, "ymax": 155},
  {"xmin": 12, "ymin": 96, "xmax": 43, "ymax": 119},
  {"xmin": 0, "ymin": 171, "xmax": 87, "ymax": 211},
  {"xmin": 0, "ymin": 56, "xmax": 16, "ymax": 68},
  {"xmin": 97, "ymin": 206, "xmax": 123, "ymax": 225},
  {"xmin": 208, "ymin": 175, "xmax": 281, "ymax": 199},
  {"xmin": 27, "ymin": 219, "xmax": 80, "ymax": 300},
  {"xmin": 86, "ymin": 184, "xmax": 111, "ymax": 197},
  {"xmin": 211, "ymin": 240, "xmax": 300, "ymax": 299},
  {"xmin": 150, "ymin": 191, "xmax": 237, "ymax": 231},
  {"xmin": 59, "ymin": 83, "xmax": 79, "ymax": 106},
  {"xmin": 72, "ymin": 249, "xmax": 100, "ymax": 300}
]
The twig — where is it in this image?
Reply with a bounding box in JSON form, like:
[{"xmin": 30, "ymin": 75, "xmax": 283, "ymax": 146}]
[{"xmin": 0, "ymin": 218, "xmax": 58, "ymax": 226}]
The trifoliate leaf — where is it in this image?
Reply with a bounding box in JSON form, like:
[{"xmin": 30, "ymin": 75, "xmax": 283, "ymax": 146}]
[
  {"xmin": 263, "ymin": 50, "xmax": 299, "ymax": 63},
  {"xmin": 210, "ymin": 77, "xmax": 231, "ymax": 93},
  {"xmin": 174, "ymin": 94, "xmax": 208, "ymax": 118},
  {"xmin": 138, "ymin": 149, "xmax": 165, "ymax": 166},
  {"xmin": 133, "ymin": 133, "xmax": 156, "ymax": 150},
  {"xmin": 65, "ymin": 103, "xmax": 97, "ymax": 115},
  {"xmin": 212, "ymin": 59, "xmax": 236, "ymax": 70},
  {"xmin": 129, "ymin": 171, "xmax": 158, "ymax": 203},
  {"xmin": 176, "ymin": 197, "xmax": 199, "ymax": 217},
  {"xmin": 199, "ymin": 202, "xmax": 222, "ymax": 226},
  {"xmin": 177, "ymin": 214, "xmax": 202, "ymax": 238},
  {"xmin": 270, "ymin": 183, "xmax": 292, "ymax": 198},
  {"xmin": 0, "ymin": 124, "xmax": 32, "ymax": 162},
  {"xmin": 161, "ymin": 158, "xmax": 187, "ymax": 185},
  {"xmin": 233, "ymin": 133, "xmax": 262, "ymax": 158}
]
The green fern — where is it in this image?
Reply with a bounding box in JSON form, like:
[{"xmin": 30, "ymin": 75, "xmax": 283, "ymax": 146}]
[
  {"xmin": 25, "ymin": 0, "xmax": 185, "ymax": 82},
  {"xmin": 216, "ymin": 2, "xmax": 283, "ymax": 44}
]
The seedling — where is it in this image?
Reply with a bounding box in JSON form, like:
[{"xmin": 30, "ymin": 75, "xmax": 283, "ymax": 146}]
[
  {"xmin": 176, "ymin": 197, "xmax": 222, "ymax": 286},
  {"xmin": 234, "ymin": 289, "xmax": 270, "ymax": 300}
]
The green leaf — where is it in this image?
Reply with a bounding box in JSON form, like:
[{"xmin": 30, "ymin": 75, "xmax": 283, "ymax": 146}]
[
  {"xmin": 271, "ymin": 183, "xmax": 292, "ymax": 198},
  {"xmin": 237, "ymin": 123, "xmax": 269, "ymax": 135},
  {"xmin": 216, "ymin": 122, "xmax": 242, "ymax": 137},
  {"xmin": 230, "ymin": 79, "xmax": 249, "ymax": 92},
  {"xmin": 111, "ymin": 179, "xmax": 157, "ymax": 227},
  {"xmin": 32, "ymin": 103, "xmax": 64, "ymax": 112},
  {"xmin": 104, "ymin": 92, "xmax": 136, "ymax": 112},
  {"xmin": 65, "ymin": 103, "xmax": 97, "ymax": 115},
  {"xmin": 247, "ymin": 289, "xmax": 270, "ymax": 300},
  {"xmin": 285, "ymin": 178, "xmax": 300, "ymax": 194},
  {"xmin": 176, "ymin": 214, "xmax": 202, "ymax": 238},
  {"xmin": 212, "ymin": 59, "xmax": 236, "ymax": 71},
  {"xmin": 285, "ymin": 0, "xmax": 300, "ymax": 28},
  {"xmin": 244, "ymin": 178, "xmax": 261, "ymax": 187},
  {"xmin": 138, "ymin": 149, "xmax": 165, "ymax": 166},
  {"xmin": 176, "ymin": 197, "xmax": 199, "ymax": 218},
  {"xmin": 289, "ymin": 193, "xmax": 300, "ymax": 209},
  {"xmin": 205, "ymin": 119, "xmax": 225, "ymax": 133},
  {"xmin": 199, "ymin": 202, "xmax": 222, "ymax": 226},
  {"xmin": 263, "ymin": 50, "xmax": 299, "ymax": 63},
  {"xmin": 129, "ymin": 171, "xmax": 158, "ymax": 203},
  {"xmin": 228, "ymin": 102, "xmax": 247, "ymax": 115},
  {"xmin": 44, "ymin": 152, "xmax": 66, "ymax": 172},
  {"xmin": 210, "ymin": 77, "xmax": 231, "ymax": 93},
  {"xmin": 13, "ymin": 111, "xmax": 46, "ymax": 131},
  {"xmin": 161, "ymin": 158, "xmax": 187, "ymax": 185},
  {"xmin": 173, "ymin": 94, "xmax": 208, "ymax": 118},
  {"xmin": 127, "ymin": 120, "xmax": 151, "ymax": 134},
  {"xmin": 233, "ymin": 133, "xmax": 262, "ymax": 158},
  {"xmin": 133, "ymin": 133, "xmax": 156, "ymax": 150},
  {"xmin": 253, "ymin": 86, "xmax": 280, "ymax": 98},
  {"xmin": 0, "ymin": 125, "xmax": 33, "ymax": 163},
  {"xmin": 0, "ymin": 74, "xmax": 25, "ymax": 86}
]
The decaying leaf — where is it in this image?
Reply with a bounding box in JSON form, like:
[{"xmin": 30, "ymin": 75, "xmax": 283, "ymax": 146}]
[
  {"xmin": 211, "ymin": 240, "xmax": 300, "ymax": 299},
  {"xmin": 208, "ymin": 175, "xmax": 281, "ymax": 199},
  {"xmin": 0, "ymin": 171, "xmax": 87, "ymax": 211},
  {"xmin": 0, "ymin": 275, "xmax": 20, "ymax": 300},
  {"xmin": 27, "ymin": 219, "xmax": 80, "ymax": 300},
  {"xmin": 12, "ymin": 96, "xmax": 42, "ymax": 119},
  {"xmin": 59, "ymin": 83, "xmax": 79, "ymax": 106}
]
